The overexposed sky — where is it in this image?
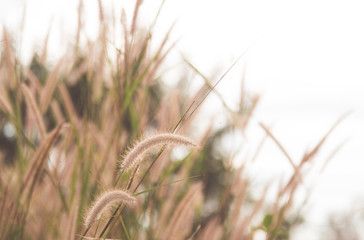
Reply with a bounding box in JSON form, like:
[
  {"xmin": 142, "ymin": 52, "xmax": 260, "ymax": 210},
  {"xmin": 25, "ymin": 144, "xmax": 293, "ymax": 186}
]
[{"xmin": 1, "ymin": 0, "xmax": 364, "ymax": 238}]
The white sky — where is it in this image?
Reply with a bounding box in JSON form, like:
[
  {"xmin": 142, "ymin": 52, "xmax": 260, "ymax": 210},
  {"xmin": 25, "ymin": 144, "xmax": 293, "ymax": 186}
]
[{"xmin": 1, "ymin": 0, "xmax": 364, "ymax": 238}]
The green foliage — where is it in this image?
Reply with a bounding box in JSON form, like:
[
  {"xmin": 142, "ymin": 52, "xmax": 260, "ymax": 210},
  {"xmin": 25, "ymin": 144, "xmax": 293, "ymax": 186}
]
[{"xmin": 254, "ymin": 214, "xmax": 288, "ymax": 240}]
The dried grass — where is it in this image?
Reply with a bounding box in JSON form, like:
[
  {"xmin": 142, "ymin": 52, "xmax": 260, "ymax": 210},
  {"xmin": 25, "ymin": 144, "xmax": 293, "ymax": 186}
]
[{"xmin": 0, "ymin": 1, "xmax": 347, "ymax": 239}]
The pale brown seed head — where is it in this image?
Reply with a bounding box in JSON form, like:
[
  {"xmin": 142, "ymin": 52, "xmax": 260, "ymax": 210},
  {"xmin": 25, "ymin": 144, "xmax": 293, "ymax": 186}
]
[
  {"xmin": 120, "ymin": 133, "xmax": 198, "ymax": 172},
  {"xmin": 84, "ymin": 190, "xmax": 136, "ymax": 228}
]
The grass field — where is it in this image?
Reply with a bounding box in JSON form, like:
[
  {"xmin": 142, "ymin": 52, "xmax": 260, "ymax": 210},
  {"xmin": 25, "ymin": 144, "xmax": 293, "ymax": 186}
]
[{"xmin": 0, "ymin": 1, "xmax": 352, "ymax": 239}]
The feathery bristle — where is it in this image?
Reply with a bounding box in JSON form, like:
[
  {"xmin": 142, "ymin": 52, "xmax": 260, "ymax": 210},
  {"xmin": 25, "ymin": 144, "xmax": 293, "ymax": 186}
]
[
  {"xmin": 120, "ymin": 133, "xmax": 198, "ymax": 172},
  {"xmin": 84, "ymin": 190, "xmax": 136, "ymax": 228}
]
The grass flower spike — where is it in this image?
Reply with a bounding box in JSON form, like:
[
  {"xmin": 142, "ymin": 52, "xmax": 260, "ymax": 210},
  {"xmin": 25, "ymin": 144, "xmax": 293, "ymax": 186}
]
[
  {"xmin": 84, "ymin": 190, "xmax": 136, "ymax": 228},
  {"xmin": 120, "ymin": 133, "xmax": 198, "ymax": 172}
]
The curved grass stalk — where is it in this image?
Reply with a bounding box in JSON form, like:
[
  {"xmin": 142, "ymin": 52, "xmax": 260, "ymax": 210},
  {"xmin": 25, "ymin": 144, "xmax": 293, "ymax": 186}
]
[
  {"xmin": 120, "ymin": 133, "xmax": 198, "ymax": 172},
  {"xmin": 84, "ymin": 190, "xmax": 136, "ymax": 228}
]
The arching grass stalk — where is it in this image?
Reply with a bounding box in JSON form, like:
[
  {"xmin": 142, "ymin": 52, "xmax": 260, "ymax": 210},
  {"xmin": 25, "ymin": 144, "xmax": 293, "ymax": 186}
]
[
  {"xmin": 120, "ymin": 133, "xmax": 198, "ymax": 172},
  {"xmin": 84, "ymin": 190, "xmax": 136, "ymax": 228}
]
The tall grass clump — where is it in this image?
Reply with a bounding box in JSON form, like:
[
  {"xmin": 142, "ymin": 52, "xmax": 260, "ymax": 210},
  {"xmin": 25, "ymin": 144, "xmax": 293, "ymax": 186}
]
[{"xmin": 0, "ymin": 1, "xmax": 346, "ymax": 239}]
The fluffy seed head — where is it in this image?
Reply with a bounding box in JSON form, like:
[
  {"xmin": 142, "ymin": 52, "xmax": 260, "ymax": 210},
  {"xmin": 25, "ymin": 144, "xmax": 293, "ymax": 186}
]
[
  {"xmin": 84, "ymin": 190, "xmax": 136, "ymax": 227},
  {"xmin": 120, "ymin": 133, "xmax": 198, "ymax": 172}
]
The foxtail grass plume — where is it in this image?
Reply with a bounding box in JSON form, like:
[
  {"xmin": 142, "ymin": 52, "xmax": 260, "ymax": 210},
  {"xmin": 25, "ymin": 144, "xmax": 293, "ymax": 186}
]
[
  {"xmin": 120, "ymin": 133, "xmax": 198, "ymax": 172},
  {"xmin": 84, "ymin": 190, "xmax": 136, "ymax": 227}
]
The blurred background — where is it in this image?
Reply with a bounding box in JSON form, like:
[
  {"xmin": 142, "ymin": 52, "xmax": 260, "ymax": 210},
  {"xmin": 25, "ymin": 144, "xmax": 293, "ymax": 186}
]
[{"xmin": 1, "ymin": 0, "xmax": 364, "ymax": 239}]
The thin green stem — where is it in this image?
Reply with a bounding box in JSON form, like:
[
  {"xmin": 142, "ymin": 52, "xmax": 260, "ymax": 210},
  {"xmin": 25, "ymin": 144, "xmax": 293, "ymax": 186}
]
[{"xmin": 119, "ymin": 215, "xmax": 131, "ymax": 240}]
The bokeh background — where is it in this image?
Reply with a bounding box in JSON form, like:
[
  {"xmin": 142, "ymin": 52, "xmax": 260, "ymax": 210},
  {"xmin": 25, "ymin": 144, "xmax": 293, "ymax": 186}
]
[{"xmin": 1, "ymin": 0, "xmax": 364, "ymax": 239}]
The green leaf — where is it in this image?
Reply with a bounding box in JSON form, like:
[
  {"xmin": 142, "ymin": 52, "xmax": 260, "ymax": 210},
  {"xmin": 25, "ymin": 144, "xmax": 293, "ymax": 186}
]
[{"xmin": 262, "ymin": 214, "xmax": 273, "ymax": 230}]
